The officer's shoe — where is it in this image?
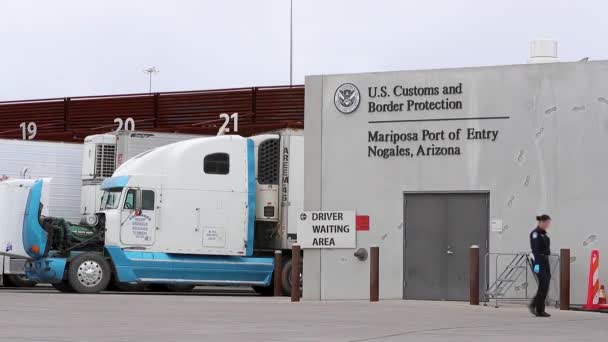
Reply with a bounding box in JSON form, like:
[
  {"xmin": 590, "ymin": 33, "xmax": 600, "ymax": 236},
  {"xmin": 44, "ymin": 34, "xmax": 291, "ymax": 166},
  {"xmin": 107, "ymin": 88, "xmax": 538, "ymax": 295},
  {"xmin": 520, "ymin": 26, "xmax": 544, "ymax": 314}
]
[{"xmin": 536, "ymin": 312, "xmax": 551, "ymax": 317}]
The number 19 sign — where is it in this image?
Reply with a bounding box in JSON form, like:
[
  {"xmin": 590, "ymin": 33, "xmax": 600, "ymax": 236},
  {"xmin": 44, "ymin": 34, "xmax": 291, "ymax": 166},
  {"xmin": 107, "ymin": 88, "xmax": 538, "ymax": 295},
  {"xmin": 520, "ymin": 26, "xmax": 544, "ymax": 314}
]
[{"xmin": 296, "ymin": 211, "xmax": 356, "ymax": 249}]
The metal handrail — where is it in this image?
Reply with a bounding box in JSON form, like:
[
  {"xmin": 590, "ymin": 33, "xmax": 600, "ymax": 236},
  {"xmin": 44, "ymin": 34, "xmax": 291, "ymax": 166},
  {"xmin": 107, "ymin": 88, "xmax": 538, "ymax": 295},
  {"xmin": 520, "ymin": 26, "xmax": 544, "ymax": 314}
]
[{"xmin": 484, "ymin": 252, "xmax": 561, "ymax": 308}]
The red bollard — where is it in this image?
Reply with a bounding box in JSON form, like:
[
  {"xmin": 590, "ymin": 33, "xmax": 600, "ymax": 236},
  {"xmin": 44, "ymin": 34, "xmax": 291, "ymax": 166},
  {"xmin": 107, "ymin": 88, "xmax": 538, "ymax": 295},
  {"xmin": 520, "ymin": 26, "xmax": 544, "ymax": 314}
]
[
  {"xmin": 370, "ymin": 246, "xmax": 379, "ymax": 302},
  {"xmin": 274, "ymin": 250, "xmax": 282, "ymax": 297},
  {"xmin": 560, "ymin": 248, "xmax": 570, "ymax": 310},
  {"xmin": 291, "ymin": 244, "xmax": 301, "ymax": 302},
  {"xmin": 469, "ymin": 245, "xmax": 479, "ymax": 305}
]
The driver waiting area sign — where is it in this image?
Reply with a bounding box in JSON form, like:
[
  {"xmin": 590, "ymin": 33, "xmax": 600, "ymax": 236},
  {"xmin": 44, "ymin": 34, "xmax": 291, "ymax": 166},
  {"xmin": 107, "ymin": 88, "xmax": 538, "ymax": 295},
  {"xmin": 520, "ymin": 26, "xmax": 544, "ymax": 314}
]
[{"xmin": 296, "ymin": 211, "xmax": 356, "ymax": 248}]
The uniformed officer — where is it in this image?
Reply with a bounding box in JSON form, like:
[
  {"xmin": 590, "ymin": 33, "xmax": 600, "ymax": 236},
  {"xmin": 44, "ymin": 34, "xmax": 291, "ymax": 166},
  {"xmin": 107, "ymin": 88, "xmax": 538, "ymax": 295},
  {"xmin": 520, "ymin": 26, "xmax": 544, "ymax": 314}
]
[{"xmin": 529, "ymin": 214, "xmax": 552, "ymax": 317}]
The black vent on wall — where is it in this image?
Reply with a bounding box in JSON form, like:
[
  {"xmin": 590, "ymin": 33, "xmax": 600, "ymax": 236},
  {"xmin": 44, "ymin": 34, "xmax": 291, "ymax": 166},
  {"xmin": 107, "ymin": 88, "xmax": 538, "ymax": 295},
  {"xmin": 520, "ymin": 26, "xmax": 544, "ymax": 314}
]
[{"xmin": 257, "ymin": 139, "xmax": 280, "ymax": 185}]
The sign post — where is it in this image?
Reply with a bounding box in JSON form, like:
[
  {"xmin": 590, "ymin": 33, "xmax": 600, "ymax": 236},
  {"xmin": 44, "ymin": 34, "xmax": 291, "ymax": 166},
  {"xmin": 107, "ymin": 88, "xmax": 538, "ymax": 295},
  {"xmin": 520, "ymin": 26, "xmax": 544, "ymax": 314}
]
[
  {"xmin": 274, "ymin": 250, "xmax": 282, "ymax": 297},
  {"xmin": 291, "ymin": 244, "xmax": 301, "ymax": 302}
]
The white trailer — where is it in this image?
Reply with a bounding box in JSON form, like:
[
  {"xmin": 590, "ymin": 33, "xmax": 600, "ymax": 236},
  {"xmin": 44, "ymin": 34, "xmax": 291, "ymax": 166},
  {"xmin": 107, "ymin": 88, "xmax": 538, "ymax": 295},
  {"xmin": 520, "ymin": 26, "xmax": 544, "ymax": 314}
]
[{"xmin": 0, "ymin": 139, "xmax": 82, "ymax": 286}]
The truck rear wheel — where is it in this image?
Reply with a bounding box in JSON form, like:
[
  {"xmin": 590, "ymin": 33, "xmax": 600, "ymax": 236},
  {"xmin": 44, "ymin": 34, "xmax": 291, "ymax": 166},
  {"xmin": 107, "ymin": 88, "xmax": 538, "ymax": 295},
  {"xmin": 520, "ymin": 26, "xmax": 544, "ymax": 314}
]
[
  {"xmin": 67, "ymin": 253, "xmax": 111, "ymax": 294},
  {"xmin": 4, "ymin": 274, "xmax": 37, "ymax": 287},
  {"xmin": 281, "ymin": 258, "xmax": 302, "ymax": 296}
]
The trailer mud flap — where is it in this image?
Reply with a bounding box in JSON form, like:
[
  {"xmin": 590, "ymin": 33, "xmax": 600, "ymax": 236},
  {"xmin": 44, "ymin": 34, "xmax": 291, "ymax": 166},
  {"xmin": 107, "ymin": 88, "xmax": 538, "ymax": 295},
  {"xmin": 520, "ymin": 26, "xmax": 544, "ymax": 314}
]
[{"xmin": 106, "ymin": 245, "xmax": 274, "ymax": 286}]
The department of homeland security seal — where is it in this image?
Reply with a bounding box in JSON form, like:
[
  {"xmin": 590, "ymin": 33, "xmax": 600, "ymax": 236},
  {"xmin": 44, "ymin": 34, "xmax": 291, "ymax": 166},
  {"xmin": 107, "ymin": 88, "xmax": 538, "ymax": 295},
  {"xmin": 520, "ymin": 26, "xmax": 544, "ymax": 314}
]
[{"xmin": 334, "ymin": 83, "xmax": 360, "ymax": 114}]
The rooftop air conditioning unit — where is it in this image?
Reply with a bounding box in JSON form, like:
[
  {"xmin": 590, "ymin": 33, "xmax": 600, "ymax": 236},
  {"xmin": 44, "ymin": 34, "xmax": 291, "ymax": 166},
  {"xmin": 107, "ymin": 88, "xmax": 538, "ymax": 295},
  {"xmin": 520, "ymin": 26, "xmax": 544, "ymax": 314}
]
[{"xmin": 527, "ymin": 39, "xmax": 559, "ymax": 64}]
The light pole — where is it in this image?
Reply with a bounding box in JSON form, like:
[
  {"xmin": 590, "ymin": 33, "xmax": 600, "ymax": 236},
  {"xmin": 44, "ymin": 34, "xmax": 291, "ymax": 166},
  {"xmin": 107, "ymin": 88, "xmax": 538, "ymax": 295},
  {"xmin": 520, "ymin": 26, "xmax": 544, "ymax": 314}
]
[
  {"xmin": 289, "ymin": 0, "xmax": 293, "ymax": 86},
  {"xmin": 143, "ymin": 67, "xmax": 159, "ymax": 93}
]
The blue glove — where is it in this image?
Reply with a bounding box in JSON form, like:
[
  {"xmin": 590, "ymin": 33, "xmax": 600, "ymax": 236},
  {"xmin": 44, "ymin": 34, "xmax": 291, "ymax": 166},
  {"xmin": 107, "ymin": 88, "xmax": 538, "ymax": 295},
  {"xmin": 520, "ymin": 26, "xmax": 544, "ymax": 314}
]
[{"xmin": 533, "ymin": 264, "xmax": 540, "ymax": 274}]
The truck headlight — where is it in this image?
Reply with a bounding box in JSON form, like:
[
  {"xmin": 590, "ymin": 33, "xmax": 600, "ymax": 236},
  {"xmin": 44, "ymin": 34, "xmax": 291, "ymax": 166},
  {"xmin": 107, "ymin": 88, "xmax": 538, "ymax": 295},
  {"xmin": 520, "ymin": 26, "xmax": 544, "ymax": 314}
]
[{"xmin": 85, "ymin": 215, "xmax": 99, "ymax": 227}]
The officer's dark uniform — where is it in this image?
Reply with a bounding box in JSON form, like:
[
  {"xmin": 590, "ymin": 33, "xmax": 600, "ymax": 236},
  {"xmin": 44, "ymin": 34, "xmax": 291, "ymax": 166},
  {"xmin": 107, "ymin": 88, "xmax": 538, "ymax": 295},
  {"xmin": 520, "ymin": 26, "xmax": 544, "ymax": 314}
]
[{"xmin": 530, "ymin": 227, "xmax": 551, "ymax": 315}]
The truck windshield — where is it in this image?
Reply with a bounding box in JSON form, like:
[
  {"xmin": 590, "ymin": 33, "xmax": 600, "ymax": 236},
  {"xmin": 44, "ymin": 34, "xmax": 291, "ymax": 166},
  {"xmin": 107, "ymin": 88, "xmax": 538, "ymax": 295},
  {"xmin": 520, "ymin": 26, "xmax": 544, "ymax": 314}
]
[{"xmin": 101, "ymin": 188, "xmax": 123, "ymax": 210}]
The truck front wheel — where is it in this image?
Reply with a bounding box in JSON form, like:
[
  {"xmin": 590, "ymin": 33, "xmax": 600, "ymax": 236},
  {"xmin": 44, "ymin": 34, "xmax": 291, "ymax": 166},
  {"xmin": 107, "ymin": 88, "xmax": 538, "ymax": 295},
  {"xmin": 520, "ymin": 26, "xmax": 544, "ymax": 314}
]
[{"xmin": 67, "ymin": 253, "xmax": 111, "ymax": 294}]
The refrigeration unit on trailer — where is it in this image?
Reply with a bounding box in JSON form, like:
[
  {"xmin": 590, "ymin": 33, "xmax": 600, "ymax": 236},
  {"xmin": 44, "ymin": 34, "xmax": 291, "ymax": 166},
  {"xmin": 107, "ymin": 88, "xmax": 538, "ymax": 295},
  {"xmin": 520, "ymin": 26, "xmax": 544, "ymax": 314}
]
[
  {"xmin": 22, "ymin": 129, "xmax": 304, "ymax": 294},
  {"xmin": 0, "ymin": 139, "xmax": 83, "ymax": 286},
  {"xmin": 80, "ymin": 131, "xmax": 202, "ymax": 223},
  {"xmin": 250, "ymin": 129, "xmax": 304, "ymax": 294}
]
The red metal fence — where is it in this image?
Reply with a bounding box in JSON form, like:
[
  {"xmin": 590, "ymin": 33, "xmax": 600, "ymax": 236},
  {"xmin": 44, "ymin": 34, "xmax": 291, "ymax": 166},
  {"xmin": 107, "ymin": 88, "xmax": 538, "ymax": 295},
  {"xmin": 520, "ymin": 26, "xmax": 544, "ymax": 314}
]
[{"xmin": 0, "ymin": 86, "xmax": 304, "ymax": 142}]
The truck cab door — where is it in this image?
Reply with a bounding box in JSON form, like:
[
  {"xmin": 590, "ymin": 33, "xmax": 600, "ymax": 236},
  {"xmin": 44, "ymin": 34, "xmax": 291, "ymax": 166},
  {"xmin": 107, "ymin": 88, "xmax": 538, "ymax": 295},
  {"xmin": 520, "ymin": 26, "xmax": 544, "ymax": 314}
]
[{"xmin": 120, "ymin": 188, "xmax": 156, "ymax": 246}]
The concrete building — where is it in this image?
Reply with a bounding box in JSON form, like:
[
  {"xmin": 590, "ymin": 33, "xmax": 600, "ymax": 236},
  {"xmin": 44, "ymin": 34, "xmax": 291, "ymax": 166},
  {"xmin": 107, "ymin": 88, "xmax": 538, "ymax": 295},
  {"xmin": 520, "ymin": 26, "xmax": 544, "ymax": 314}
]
[{"xmin": 303, "ymin": 59, "xmax": 608, "ymax": 304}]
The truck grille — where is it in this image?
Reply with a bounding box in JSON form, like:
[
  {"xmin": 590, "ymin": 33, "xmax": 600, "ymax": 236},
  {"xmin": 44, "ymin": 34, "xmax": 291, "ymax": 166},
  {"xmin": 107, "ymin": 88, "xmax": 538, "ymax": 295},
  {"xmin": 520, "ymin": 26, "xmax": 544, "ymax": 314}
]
[
  {"xmin": 95, "ymin": 144, "xmax": 116, "ymax": 178},
  {"xmin": 257, "ymin": 139, "xmax": 280, "ymax": 185}
]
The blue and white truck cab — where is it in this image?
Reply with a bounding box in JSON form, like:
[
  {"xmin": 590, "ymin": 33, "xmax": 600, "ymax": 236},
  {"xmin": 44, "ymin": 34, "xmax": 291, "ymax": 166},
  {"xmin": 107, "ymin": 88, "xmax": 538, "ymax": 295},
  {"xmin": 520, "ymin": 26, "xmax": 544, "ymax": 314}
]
[
  {"xmin": 21, "ymin": 131, "xmax": 303, "ymax": 294},
  {"xmin": 23, "ymin": 132, "xmax": 303, "ymax": 293}
]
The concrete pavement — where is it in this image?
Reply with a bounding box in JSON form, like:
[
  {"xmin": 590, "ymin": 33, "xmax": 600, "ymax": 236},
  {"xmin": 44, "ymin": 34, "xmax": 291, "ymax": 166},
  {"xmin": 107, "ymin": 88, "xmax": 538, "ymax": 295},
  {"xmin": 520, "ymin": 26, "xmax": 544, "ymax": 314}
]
[{"xmin": 0, "ymin": 290, "xmax": 605, "ymax": 341}]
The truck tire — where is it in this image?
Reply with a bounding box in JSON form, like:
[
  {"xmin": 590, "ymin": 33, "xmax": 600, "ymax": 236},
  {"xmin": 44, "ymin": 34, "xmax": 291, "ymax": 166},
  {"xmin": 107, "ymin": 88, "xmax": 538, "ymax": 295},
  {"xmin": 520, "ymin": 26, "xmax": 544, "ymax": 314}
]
[
  {"xmin": 52, "ymin": 281, "xmax": 75, "ymax": 293},
  {"xmin": 4, "ymin": 274, "xmax": 37, "ymax": 287},
  {"xmin": 67, "ymin": 253, "xmax": 111, "ymax": 294},
  {"xmin": 281, "ymin": 258, "xmax": 302, "ymax": 296}
]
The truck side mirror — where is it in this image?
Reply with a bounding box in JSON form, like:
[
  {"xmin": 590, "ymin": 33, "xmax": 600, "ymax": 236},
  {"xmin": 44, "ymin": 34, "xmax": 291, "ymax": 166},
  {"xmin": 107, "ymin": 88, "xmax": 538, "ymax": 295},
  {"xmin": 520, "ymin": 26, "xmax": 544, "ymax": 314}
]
[{"xmin": 135, "ymin": 189, "xmax": 142, "ymax": 212}]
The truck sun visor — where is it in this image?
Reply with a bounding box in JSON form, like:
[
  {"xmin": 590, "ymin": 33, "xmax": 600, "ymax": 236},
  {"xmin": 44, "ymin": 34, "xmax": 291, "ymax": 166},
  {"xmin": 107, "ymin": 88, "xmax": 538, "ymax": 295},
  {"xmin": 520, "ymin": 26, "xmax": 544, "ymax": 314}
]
[{"xmin": 100, "ymin": 175, "xmax": 130, "ymax": 190}]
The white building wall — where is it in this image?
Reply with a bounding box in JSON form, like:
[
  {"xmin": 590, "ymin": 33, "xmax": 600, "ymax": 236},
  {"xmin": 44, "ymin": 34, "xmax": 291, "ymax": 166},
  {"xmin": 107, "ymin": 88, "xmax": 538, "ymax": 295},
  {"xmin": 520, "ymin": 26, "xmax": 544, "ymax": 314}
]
[{"xmin": 304, "ymin": 61, "xmax": 608, "ymax": 304}]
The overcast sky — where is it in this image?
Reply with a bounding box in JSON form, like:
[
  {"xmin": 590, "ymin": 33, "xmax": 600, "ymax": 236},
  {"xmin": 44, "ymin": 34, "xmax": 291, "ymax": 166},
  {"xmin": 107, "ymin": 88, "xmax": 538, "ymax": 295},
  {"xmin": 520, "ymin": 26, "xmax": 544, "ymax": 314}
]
[{"xmin": 0, "ymin": 0, "xmax": 606, "ymax": 101}]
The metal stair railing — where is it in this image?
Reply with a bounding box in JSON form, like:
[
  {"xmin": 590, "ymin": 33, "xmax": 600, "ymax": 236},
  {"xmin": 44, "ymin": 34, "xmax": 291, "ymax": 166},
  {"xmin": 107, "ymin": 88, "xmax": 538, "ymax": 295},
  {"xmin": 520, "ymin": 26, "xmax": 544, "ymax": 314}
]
[
  {"xmin": 485, "ymin": 252, "xmax": 532, "ymax": 307},
  {"xmin": 486, "ymin": 253, "xmax": 529, "ymax": 296},
  {"xmin": 485, "ymin": 252, "xmax": 561, "ymax": 308}
]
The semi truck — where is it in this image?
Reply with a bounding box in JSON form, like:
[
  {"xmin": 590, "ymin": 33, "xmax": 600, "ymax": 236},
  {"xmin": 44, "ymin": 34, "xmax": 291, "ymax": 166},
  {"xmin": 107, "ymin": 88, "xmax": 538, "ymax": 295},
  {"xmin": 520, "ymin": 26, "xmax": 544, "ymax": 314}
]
[
  {"xmin": 21, "ymin": 129, "xmax": 303, "ymax": 294},
  {"xmin": 0, "ymin": 131, "xmax": 200, "ymax": 287}
]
